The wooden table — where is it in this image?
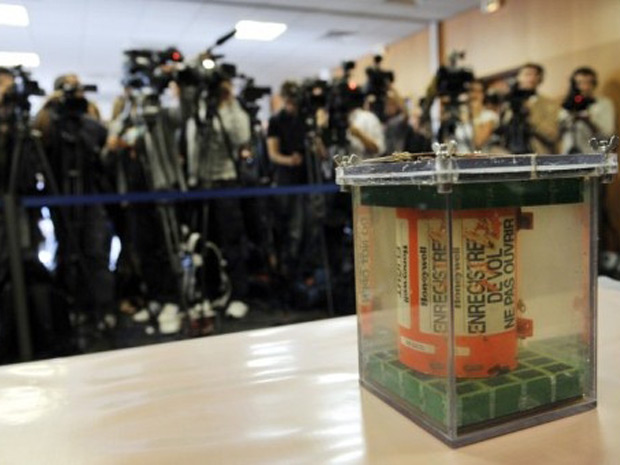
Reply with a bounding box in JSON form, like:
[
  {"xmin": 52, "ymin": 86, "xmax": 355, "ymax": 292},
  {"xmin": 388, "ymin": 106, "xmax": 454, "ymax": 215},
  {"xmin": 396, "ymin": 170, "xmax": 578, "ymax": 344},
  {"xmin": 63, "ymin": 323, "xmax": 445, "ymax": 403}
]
[{"xmin": 0, "ymin": 279, "xmax": 619, "ymax": 464}]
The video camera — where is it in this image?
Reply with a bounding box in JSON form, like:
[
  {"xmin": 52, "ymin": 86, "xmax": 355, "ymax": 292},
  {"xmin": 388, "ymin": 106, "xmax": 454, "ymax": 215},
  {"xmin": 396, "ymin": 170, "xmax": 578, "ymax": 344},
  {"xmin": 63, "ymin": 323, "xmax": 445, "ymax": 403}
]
[
  {"xmin": 291, "ymin": 61, "xmax": 365, "ymax": 146},
  {"xmin": 435, "ymin": 50, "xmax": 474, "ymax": 100},
  {"xmin": 122, "ymin": 47, "xmax": 184, "ymax": 93},
  {"xmin": 239, "ymin": 76, "xmax": 271, "ymax": 103},
  {"xmin": 54, "ymin": 79, "xmax": 98, "ymax": 116},
  {"xmin": 562, "ymin": 90, "xmax": 595, "ymax": 113},
  {"xmin": 505, "ymin": 85, "xmax": 535, "ymax": 114},
  {"xmin": 238, "ymin": 74, "xmax": 271, "ymax": 121},
  {"xmin": 175, "ymin": 56, "xmax": 237, "ymax": 98},
  {"xmin": 0, "ymin": 66, "xmax": 45, "ymax": 118},
  {"xmin": 173, "ymin": 29, "xmax": 242, "ymax": 107}
]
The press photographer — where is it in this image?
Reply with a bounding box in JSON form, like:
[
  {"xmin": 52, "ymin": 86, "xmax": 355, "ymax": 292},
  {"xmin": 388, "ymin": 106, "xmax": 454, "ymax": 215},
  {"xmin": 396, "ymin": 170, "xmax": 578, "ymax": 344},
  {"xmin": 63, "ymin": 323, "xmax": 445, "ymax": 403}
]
[
  {"xmin": 420, "ymin": 50, "xmax": 475, "ymax": 148},
  {"xmin": 267, "ymin": 81, "xmax": 308, "ymax": 284},
  {"xmin": 384, "ymin": 89, "xmax": 431, "ymax": 154},
  {"xmin": 0, "ymin": 67, "xmax": 15, "ymax": 191},
  {"xmin": 452, "ymin": 80, "xmax": 499, "ymax": 153},
  {"xmin": 33, "ymin": 73, "xmax": 114, "ymax": 336},
  {"xmin": 182, "ymin": 60, "xmax": 253, "ymax": 319},
  {"xmin": 364, "ymin": 55, "xmax": 394, "ymax": 123},
  {"xmin": 107, "ymin": 48, "xmax": 187, "ymax": 331},
  {"xmin": 559, "ymin": 67, "xmax": 615, "ymax": 154},
  {"xmin": 498, "ymin": 63, "xmax": 560, "ymax": 154}
]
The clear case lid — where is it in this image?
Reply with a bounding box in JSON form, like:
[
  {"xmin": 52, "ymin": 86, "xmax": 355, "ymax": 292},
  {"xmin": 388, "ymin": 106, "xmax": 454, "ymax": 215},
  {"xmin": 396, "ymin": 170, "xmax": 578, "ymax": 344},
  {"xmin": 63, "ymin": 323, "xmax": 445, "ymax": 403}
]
[{"xmin": 336, "ymin": 139, "xmax": 618, "ymax": 190}]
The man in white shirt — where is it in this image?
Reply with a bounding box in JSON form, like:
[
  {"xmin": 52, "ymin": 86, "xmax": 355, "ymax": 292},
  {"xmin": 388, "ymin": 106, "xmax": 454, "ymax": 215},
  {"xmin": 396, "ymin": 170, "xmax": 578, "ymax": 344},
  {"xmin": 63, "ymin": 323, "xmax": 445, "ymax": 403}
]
[{"xmin": 348, "ymin": 102, "xmax": 386, "ymax": 158}]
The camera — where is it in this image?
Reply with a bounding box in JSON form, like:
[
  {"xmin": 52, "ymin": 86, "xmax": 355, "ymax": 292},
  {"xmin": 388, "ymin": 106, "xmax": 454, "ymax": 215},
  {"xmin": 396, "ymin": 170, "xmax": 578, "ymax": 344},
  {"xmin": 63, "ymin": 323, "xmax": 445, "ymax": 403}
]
[
  {"xmin": 435, "ymin": 51, "xmax": 474, "ymax": 99},
  {"xmin": 506, "ymin": 85, "xmax": 535, "ymax": 113},
  {"xmin": 55, "ymin": 80, "xmax": 98, "ymax": 116},
  {"xmin": 562, "ymin": 90, "xmax": 595, "ymax": 113},
  {"xmin": 174, "ymin": 55, "xmax": 238, "ymax": 109},
  {"xmin": 0, "ymin": 66, "xmax": 45, "ymax": 117},
  {"xmin": 294, "ymin": 78, "xmax": 328, "ymax": 119},
  {"xmin": 238, "ymin": 75, "xmax": 271, "ymax": 121},
  {"xmin": 122, "ymin": 47, "xmax": 184, "ymax": 92},
  {"xmin": 239, "ymin": 76, "xmax": 271, "ymax": 103}
]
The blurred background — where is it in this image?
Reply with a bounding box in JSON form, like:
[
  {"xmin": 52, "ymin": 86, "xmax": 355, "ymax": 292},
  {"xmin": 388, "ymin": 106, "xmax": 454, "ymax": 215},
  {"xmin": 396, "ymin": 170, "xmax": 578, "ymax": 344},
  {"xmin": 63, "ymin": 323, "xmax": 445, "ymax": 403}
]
[{"xmin": 1, "ymin": 0, "xmax": 620, "ymax": 365}]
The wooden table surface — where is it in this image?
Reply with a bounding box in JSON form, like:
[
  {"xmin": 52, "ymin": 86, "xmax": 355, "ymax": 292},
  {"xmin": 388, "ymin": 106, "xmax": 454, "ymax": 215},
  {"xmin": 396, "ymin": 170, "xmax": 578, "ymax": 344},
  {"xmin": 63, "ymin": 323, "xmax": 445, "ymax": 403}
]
[{"xmin": 0, "ymin": 279, "xmax": 619, "ymax": 465}]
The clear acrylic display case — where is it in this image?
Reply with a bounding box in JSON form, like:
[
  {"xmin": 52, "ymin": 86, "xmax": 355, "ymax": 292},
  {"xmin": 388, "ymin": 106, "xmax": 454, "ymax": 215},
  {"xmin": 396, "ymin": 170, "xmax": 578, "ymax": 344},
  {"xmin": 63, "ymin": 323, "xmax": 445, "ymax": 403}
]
[{"xmin": 336, "ymin": 141, "xmax": 618, "ymax": 447}]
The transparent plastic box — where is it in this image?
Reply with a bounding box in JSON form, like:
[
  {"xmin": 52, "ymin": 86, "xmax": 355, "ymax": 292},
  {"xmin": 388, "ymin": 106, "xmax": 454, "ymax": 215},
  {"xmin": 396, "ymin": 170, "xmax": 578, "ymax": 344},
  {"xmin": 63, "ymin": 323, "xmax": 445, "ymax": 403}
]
[{"xmin": 336, "ymin": 141, "xmax": 618, "ymax": 447}]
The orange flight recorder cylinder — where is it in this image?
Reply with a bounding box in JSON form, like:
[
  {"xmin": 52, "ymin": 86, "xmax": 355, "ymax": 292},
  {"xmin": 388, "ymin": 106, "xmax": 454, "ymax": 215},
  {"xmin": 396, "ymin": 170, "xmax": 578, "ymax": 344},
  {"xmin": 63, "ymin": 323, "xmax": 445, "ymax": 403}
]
[{"xmin": 395, "ymin": 207, "xmax": 529, "ymax": 378}]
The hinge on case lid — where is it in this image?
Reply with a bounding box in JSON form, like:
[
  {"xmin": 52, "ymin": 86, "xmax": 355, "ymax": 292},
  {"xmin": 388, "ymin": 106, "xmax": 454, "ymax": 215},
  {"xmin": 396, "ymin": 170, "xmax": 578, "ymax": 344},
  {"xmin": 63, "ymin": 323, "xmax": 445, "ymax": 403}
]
[
  {"xmin": 590, "ymin": 135, "xmax": 619, "ymax": 183},
  {"xmin": 432, "ymin": 140, "xmax": 457, "ymax": 193}
]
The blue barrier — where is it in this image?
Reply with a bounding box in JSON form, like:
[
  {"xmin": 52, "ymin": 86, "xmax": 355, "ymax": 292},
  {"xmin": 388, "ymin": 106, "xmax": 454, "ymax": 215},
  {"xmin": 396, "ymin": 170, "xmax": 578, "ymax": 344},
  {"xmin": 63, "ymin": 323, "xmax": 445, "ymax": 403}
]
[{"xmin": 17, "ymin": 183, "xmax": 343, "ymax": 208}]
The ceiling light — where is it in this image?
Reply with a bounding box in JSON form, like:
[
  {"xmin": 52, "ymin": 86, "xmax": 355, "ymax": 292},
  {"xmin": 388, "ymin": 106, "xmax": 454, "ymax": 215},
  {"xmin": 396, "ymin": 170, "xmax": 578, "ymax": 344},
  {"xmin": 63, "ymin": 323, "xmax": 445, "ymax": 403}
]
[
  {"xmin": 480, "ymin": 0, "xmax": 504, "ymax": 13},
  {"xmin": 0, "ymin": 51, "xmax": 40, "ymax": 67},
  {"xmin": 0, "ymin": 4, "xmax": 29, "ymax": 27},
  {"xmin": 235, "ymin": 20, "xmax": 287, "ymax": 41}
]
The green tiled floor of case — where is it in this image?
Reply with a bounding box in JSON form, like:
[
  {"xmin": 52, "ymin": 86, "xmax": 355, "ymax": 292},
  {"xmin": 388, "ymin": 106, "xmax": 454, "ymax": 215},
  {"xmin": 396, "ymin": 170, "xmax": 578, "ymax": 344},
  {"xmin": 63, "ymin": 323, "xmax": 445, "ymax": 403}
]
[{"xmin": 364, "ymin": 337, "xmax": 586, "ymax": 427}]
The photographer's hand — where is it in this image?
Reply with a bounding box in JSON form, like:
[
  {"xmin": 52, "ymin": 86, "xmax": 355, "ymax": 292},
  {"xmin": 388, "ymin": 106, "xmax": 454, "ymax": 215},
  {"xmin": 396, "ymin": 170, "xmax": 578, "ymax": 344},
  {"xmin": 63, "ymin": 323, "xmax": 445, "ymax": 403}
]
[
  {"xmin": 289, "ymin": 152, "xmax": 303, "ymax": 166},
  {"xmin": 267, "ymin": 137, "xmax": 304, "ymax": 167}
]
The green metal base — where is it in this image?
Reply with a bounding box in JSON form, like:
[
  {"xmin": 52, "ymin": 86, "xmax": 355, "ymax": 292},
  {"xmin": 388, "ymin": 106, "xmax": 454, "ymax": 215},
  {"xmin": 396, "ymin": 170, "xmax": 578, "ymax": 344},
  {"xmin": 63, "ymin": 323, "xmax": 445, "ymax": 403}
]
[{"xmin": 363, "ymin": 337, "xmax": 586, "ymax": 428}]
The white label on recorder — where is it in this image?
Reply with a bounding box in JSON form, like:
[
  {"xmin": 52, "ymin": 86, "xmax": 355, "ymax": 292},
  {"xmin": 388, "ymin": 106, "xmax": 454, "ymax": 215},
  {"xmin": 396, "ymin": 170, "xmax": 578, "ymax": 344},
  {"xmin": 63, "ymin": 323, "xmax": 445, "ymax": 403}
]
[
  {"xmin": 416, "ymin": 214, "xmax": 517, "ymax": 337},
  {"xmin": 395, "ymin": 217, "xmax": 411, "ymax": 329},
  {"xmin": 400, "ymin": 336, "xmax": 435, "ymax": 354}
]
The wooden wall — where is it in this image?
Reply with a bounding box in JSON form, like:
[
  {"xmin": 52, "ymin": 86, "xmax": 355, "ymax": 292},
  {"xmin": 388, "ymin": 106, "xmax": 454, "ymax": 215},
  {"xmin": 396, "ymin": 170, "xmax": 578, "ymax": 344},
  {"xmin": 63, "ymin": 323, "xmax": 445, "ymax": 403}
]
[{"xmin": 351, "ymin": 0, "xmax": 620, "ymax": 118}]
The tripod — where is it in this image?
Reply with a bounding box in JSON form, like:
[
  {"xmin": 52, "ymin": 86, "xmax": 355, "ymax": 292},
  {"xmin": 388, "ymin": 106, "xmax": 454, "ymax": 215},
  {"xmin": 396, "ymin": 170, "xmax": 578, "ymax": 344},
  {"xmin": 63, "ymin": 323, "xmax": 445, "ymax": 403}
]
[
  {"xmin": 3, "ymin": 106, "xmax": 92, "ymax": 359},
  {"xmin": 126, "ymin": 90, "xmax": 187, "ymax": 313},
  {"xmin": 189, "ymin": 96, "xmax": 243, "ymax": 313},
  {"xmin": 437, "ymin": 94, "xmax": 474, "ymax": 151},
  {"xmin": 302, "ymin": 116, "xmax": 336, "ymax": 316}
]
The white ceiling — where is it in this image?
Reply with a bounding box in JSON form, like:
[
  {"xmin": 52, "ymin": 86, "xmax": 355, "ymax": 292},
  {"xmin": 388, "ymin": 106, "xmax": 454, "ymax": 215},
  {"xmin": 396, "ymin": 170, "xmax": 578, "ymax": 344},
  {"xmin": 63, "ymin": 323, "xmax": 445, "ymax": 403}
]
[{"xmin": 1, "ymin": 0, "xmax": 478, "ymax": 116}]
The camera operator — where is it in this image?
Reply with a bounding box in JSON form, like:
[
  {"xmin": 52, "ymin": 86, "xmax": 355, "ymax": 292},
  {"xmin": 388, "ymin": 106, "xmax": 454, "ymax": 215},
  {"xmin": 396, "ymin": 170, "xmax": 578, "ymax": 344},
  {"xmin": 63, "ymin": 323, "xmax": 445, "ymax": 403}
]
[
  {"xmin": 33, "ymin": 73, "xmax": 114, "ymax": 333},
  {"xmin": 384, "ymin": 89, "xmax": 431, "ymax": 154},
  {"xmin": 499, "ymin": 63, "xmax": 560, "ymax": 154},
  {"xmin": 35, "ymin": 74, "xmax": 101, "ymax": 131},
  {"xmin": 0, "ymin": 67, "xmax": 15, "ymax": 188},
  {"xmin": 559, "ymin": 67, "xmax": 615, "ymax": 154},
  {"xmin": 195, "ymin": 77, "xmax": 252, "ymax": 318},
  {"xmin": 557, "ymin": 67, "xmax": 620, "ymax": 280},
  {"xmin": 106, "ymin": 76, "xmax": 185, "ymax": 328},
  {"xmin": 454, "ymin": 80, "xmax": 500, "ymax": 153},
  {"xmin": 0, "ymin": 67, "xmax": 14, "ymax": 323},
  {"xmin": 267, "ymin": 81, "xmax": 307, "ymax": 281}
]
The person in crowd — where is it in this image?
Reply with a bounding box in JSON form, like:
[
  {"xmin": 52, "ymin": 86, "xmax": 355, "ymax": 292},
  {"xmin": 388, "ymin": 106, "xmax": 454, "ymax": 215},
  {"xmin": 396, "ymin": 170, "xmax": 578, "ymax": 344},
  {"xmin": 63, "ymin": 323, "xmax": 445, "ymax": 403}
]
[
  {"xmin": 194, "ymin": 77, "xmax": 252, "ymax": 319},
  {"xmin": 267, "ymin": 81, "xmax": 308, "ymax": 284},
  {"xmin": 454, "ymin": 80, "xmax": 500, "ymax": 153},
  {"xmin": 107, "ymin": 75, "xmax": 188, "ymax": 327},
  {"xmin": 33, "ymin": 73, "xmax": 114, "ymax": 334},
  {"xmin": 0, "ymin": 67, "xmax": 15, "ymax": 190},
  {"xmin": 348, "ymin": 90, "xmax": 385, "ymax": 158},
  {"xmin": 559, "ymin": 66, "xmax": 616, "ymax": 153},
  {"xmin": 384, "ymin": 89, "xmax": 431, "ymax": 154},
  {"xmin": 499, "ymin": 63, "xmax": 560, "ymax": 154},
  {"xmin": 557, "ymin": 67, "xmax": 620, "ymax": 279}
]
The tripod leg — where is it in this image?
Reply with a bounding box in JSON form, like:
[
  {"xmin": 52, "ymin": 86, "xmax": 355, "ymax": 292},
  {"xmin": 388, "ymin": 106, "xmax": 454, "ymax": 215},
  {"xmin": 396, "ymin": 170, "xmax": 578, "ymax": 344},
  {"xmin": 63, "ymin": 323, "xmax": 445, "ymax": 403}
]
[
  {"xmin": 3, "ymin": 194, "xmax": 33, "ymax": 361},
  {"xmin": 156, "ymin": 204, "xmax": 186, "ymax": 311},
  {"xmin": 31, "ymin": 133, "xmax": 98, "ymax": 321},
  {"xmin": 7, "ymin": 129, "xmax": 26, "ymax": 194},
  {"xmin": 305, "ymin": 133, "xmax": 335, "ymax": 316}
]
